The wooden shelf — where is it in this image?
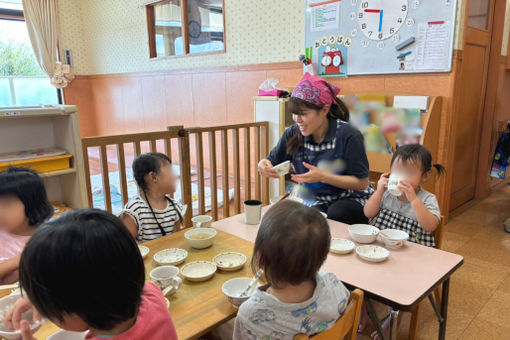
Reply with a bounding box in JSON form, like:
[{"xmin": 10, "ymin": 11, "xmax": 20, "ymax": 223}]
[{"xmin": 39, "ymin": 168, "xmax": 77, "ymax": 178}]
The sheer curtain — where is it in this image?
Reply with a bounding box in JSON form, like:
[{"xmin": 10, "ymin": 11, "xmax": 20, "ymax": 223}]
[{"xmin": 22, "ymin": 0, "xmax": 73, "ymax": 88}]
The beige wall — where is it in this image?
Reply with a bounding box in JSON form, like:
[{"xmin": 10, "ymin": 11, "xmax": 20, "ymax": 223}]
[{"xmin": 57, "ymin": 0, "xmax": 468, "ymax": 75}]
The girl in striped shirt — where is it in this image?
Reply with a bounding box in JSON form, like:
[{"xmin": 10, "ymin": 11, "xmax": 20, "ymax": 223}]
[{"xmin": 121, "ymin": 153, "xmax": 183, "ymax": 242}]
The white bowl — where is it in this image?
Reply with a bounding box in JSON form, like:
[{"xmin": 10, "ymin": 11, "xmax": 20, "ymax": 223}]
[
  {"xmin": 181, "ymin": 261, "xmax": 217, "ymax": 282},
  {"xmin": 48, "ymin": 330, "xmax": 87, "ymax": 340},
  {"xmin": 320, "ymin": 212, "xmax": 328, "ymax": 219},
  {"xmin": 184, "ymin": 228, "xmax": 217, "ymax": 249},
  {"xmin": 0, "ymin": 294, "xmax": 45, "ymax": 339},
  {"xmin": 138, "ymin": 245, "xmax": 149, "ymax": 259},
  {"xmin": 153, "ymin": 248, "xmax": 188, "ymax": 266},
  {"xmin": 213, "ymin": 252, "xmax": 247, "ymax": 271},
  {"xmin": 356, "ymin": 245, "xmax": 390, "ymax": 263},
  {"xmin": 270, "ymin": 196, "xmax": 282, "ymax": 205},
  {"xmin": 164, "ymin": 298, "xmax": 170, "ymax": 309},
  {"xmin": 330, "ymin": 238, "xmax": 355, "ymax": 255},
  {"xmin": 222, "ymin": 278, "xmax": 260, "ymax": 308},
  {"xmin": 348, "ymin": 224, "xmax": 380, "ymax": 244},
  {"xmin": 379, "ymin": 229, "xmax": 409, "ymax": 249},
  {"xmin": 273, "ymin": 160, "xmax": 291, "ymax": 176}
]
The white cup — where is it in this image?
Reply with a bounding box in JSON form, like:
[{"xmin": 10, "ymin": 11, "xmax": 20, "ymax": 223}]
[
  {"xmin": 388, "ymin": 173, "xmax": 405, "ymax": 196},
  {"xmin": 150, "ymin": 266, "xmax": 182, "ymax": 296},
  {"xmin": 244, "ymin": 200, "xmax": 262, "ymax": 225},
  {"xmin": 192, "ymin": 215, "xmax": 213, "ymax": 228}
]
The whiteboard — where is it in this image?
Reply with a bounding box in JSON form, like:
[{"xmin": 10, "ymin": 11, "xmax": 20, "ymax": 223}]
[{"xmin": 304, "ymin": 0, "xmax": 458, "ymax": 76}]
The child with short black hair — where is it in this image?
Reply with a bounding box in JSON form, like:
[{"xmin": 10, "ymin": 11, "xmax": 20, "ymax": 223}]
[
  {"xmin": 233, "ymin": 200, "xmax": 350, "ymax": 339},
  {"xmin": 121, "ymin": 152, "xmax": 184, "ymax": 242},
  {"xmin": 0, "ymin": 167, "xmax": 53, "ymax": 284},
  {"xmin": 3, "ymin": 209, "xmax": 177, "ymax": 340}
]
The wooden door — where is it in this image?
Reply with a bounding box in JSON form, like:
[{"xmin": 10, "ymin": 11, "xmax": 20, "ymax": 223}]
[{"xmin": 450, "ymin": 0, "xmax": 496, "ymax": 210}]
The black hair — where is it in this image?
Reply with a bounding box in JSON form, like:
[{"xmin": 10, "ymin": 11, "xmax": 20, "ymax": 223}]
[
  {"xmin": 391, "ymin": 144, "xmax": 445, "ymax": 176},
  {"xmin": 287, "ymin": 96, "xmax": 350, "ymax": 155},
  {"xmin": 251, "ymin": 200, "xmax": 330, "ymax": 289},
  {"xmin": 19, "ymin": 209, "xmax": 145, "ymax": 330},
  {"xmin": 132, "ymin": 152, "xmax": 181, "ymax": 236},
  {"xmin": 0, "ymin": 167, "xmax": 53, "ymax": 226}
]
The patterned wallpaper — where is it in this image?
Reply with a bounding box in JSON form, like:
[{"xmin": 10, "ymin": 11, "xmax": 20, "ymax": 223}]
[{"xmin": 57, "ymin": 0, "xmax": 467, "ymax": 75}]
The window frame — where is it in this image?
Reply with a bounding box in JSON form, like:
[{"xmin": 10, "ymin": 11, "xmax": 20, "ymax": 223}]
[
  {"xmin": 0, "ymin": 7, "xmax": 62, "ymax": 106},
  {"xmin": 146, "ymin": 0, "xmax": 226, "ymax": 60}
]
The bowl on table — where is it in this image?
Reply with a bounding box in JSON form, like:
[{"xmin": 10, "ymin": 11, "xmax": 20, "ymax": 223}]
[
  {"xmin": 356, "ymin": 245, "xmax": 390, "ymax": 263},
  {"xmin": 181, "ymin": 261, "xmax": 217, "ymax": 282},
  {"xmin": 184, "ymin": 228, "xmax": 217, "ymax": 249},
  {"xmin": 0, "ymin": 294, "xmax": 45, "ymax": 340},
  {"xmin": 348, "ymin": 224, "xmax": 380, "ymax": 244},
  {"xmin": 153, "ymin": 248, "xmax": 188, "ymax": 266},
  {"xmin": 330, "ymin": 238, "xmax": 355, "ymax": 255},
  {"xmin": 222, "ymin": 278, "xmax": 260, "ymax": 308},
  {"xmin": 320, "ymin": 212, "xmax": 328, "ymax": 219},
  {"xmin": 213, "ymin": 252, "xmax": 247, "ymax": 271},
  {"xmin": 379, "ymin": 229, "xmax": 409, "ymax": 249},
  {"xmin": 48, "ymin": 330, "xmax": 88, "ymax": 340},
  {"xmin": 138, "ymin": 245, "xmax": 149, "ymax": 259}
]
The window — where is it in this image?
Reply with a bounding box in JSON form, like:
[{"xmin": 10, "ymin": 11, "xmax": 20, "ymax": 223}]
[
  {"xmin": 0, "ymin": 0, "xmax": 59, "ymax": 107},
  {"xmin": 146, "ymin": 0, "xmax": 225, "ymax": 58}
]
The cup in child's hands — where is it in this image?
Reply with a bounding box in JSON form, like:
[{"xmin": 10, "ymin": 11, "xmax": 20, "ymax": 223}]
[
  {"xmin": 388, "ymin": 173, "xmax": 406, "ymax": 196},
  {"xmin": 244, "ymin": 200, "xmax": 262, "ymax": 225},
  {"xmin": 150, "ymin": 266, "xmax": 182, "ymax": 296}
]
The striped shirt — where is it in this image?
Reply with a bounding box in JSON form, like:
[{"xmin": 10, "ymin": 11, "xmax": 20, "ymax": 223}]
[{"xmin": 122, "ymin": 195, "xmax": 183, "ymax": 243}]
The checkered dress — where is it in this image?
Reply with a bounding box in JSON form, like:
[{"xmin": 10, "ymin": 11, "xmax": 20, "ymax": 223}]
[{"xmin": 373, "ymin": 208, "xmax": 436, "ymax": 247}]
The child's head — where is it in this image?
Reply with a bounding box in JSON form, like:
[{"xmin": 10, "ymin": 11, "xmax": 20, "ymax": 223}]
[
  {"xmin": 19, "ymin": 209, "xmax": 145, "ymax": 332},
  {"xmin": 390, "ymin": 144, "xmax": 445, "ymax": 188},
  {"xmin": 133, "ymin": 152, "xmax": 175, "ymax": 195},
  {"xmin": 0, "ymin": 167, "xmax": 53, "ymax": 233},
  {"xmin": 252, "ymin": 200, "xmax": 330, "ymax": 289}
]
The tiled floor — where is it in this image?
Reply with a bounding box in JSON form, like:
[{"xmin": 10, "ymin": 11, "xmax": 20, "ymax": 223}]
[{"xmin": 358, "ymin": 185, "xmax": 510, "ymax": 339}]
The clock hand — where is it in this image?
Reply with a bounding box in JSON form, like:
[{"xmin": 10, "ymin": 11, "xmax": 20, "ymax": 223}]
[{"xmin": 378, "ymin": 10, "xmax": 383, "ymax": 32}]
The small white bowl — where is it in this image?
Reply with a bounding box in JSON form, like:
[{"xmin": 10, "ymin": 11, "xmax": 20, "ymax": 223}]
[
  {"xmin": 138, "ymin": 245, "xmax": 149, "ymax": 259},
  {"xmin": 320, "ymin": 212, "xmax": 328, "ymax": 219},
  {"xmin": 273, "ymin": 160, "xmax": 291, "ymax": 176},
  {"xmin": 184, "ymin": 228, "xmax": 217, "ymax": 249},
  {"xmin": 48, "ymin": 330, "xmax": 87, "ymax": 340},
  {"xmin": 330, "ymin": 238, "xmax": 355, "ymax": 255},
  {"xmin": 164, "ymin": 298, "xmax": 170, "ymax": 309},
  {"xmin": 222, "ymin": 277, "xmax": 260, "ymax": 308},
  {"xmin": 270, "ymin": 196, "xmax": 282, "ymax": 205},
  {"xmin": 356, "ymin": 245, "xmax": 390, "ymax": 263},
  {"xmin": 181, "ymin": 261, "xmax": 217, "ymax": 282},
  {"xmin": 213, "ymin": 252, "xmax": 247, "ymax": 271},
  {"xmin": 379, "ymin": 229, "xmax": 409, "ymax": 249},
  {"xmin": 348, "ymin": 224, "xmax": 380, "ymax": 244},
  {"xmin": 0, "ymin": 294, "xmax": 45, "ymax": 340},
  {"xmin": 153, "ymin": 248, "xmax": 188, "ymax": 266}
]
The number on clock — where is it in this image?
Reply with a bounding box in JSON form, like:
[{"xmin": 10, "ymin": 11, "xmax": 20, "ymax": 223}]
[{"xmin": 357, "ymin": 0, "xmax": 408, "ymax": 41}]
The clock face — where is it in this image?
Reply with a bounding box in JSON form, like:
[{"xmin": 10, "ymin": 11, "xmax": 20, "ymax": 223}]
[{"xmin": 357, "ymin": 0, "xmax": 408, "ymax": 41}]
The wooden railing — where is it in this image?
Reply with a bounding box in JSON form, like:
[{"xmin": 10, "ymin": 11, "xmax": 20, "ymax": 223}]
[
  {"xmin": 174, "ymin": 122, "xmax": 270, "ymax": 221},
  {"xmin": 82, "ymin": 126, "xmax": 193, "ymax": 226}
]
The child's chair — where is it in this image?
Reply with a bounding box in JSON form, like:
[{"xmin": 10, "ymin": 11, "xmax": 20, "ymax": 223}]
[
  {"xmin": 294, "ymin": 289, "xmax": 364, "ymax": 340},
  {"xmin": 408, "ymin": 216, "xmax": 445, "ymax": 339}
]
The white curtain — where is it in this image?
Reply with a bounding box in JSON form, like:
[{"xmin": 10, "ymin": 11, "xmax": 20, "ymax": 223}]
[{"xmin": 22, "ymin": 0, "xmax": 73, "ymax": 88}]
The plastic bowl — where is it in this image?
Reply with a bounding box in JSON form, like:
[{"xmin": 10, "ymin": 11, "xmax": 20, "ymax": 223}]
[
  {"xmin": 184, "ymin": 228, "xmax": 217, "ymax": 249},
  {"xmin": 379, "ymin": 229, "xmax": 409, "ymax": 249},
  {"xmin": 0, "ymin": 294, "xmax": 45, "ymax": 340},
  {"xmin": 222, "ymin": 277, "xmax": 259, "ymax": 308},
  {"xmin": 348, "ymin": 224, "xmax": 380, "ymax": 244}
]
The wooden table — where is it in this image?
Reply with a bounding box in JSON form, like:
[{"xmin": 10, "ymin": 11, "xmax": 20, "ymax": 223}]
[
  {"xmin": 3, "ymin": 229, "xmax": 255, "ymax": 340},
  {"xmin": 213, "ymin": 207, "xmax": 464, "ymax": 340}
]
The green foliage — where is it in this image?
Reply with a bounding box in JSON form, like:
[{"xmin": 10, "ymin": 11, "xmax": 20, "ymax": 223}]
[{"xmin": 0, "ymin": 38, "xmax": 44, "ymax": 76}]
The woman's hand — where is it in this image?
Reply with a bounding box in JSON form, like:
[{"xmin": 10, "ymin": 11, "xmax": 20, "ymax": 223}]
[
  {"xmin": 291, "ymin": 162, "xmax": 325, "ymax": 184},
  {"xmin": 397, "ymin": 180, "xmax": 417, "ymax": 202},
  {"xmin": 257, "ymin": 159, "xmax": 279, "ymax": 179},
  {"xmin": 377, "ymin": 173, "xmax": 389, "ymax": 193},
  {"xmin": 3, "ymin": 296, "xmax": 41, "ymax": 331}
]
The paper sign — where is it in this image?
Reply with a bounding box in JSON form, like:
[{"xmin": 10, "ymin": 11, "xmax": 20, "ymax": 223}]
[
  {"xmin": 393, "ymin": 96, "xmax": 429, "ymax": 110},
  {"xmin": 414, "ymin": 21, "xmax": 451, "ymax": 70},
  {"xmin": 309, "ymin": 0, "xmax": 340, "ymax": 32}
]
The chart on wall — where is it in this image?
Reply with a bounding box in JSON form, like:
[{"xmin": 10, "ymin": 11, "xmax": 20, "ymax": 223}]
[{"xmin": 305, "ymin": 0, "xmax": 458, "ymax": 76}]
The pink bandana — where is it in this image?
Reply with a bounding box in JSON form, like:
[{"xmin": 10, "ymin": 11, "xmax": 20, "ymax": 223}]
[{"xmin": 291, "ymin": 73, "xmax": 341, "ymax": 106}]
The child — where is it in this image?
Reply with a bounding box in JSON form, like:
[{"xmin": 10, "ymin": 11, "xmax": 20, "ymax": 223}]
[
  {"xmin": 364, "ymin": 144, "xmax": 444, "ymax": 246},
  {"xmin": 121, "ymin": 152, "xmax": 184, "ymax": 242},
  {"xmin": 0, "ymin": 167, "xmax": 53, "ymax": 284},
  {"xmin": 233, "ymin": 200, "xmax": 350, "ymax": 339},
  {"xmin": 3, "ymin": 209, "xmax": 178, "ymax": 340},
  {"xmin": 362, "ymin": 144, "xmax": 444, "ymax": 339}
]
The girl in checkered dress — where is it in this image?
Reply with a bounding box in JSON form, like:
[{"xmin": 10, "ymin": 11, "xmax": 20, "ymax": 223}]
[{"xmin": 364, "ymin": 144, "xmax": 445, "ymax": 247}]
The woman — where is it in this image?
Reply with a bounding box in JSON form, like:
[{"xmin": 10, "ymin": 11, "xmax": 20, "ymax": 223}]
[{"xmin": 258, "ymin": 73, "xmax": 373, "ymax": 224}]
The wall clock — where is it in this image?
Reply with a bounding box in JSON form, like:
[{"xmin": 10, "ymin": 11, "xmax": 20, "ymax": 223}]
[{"xmin": 357, "ymin": 0, "xmax": 409, "ymax": 41}]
